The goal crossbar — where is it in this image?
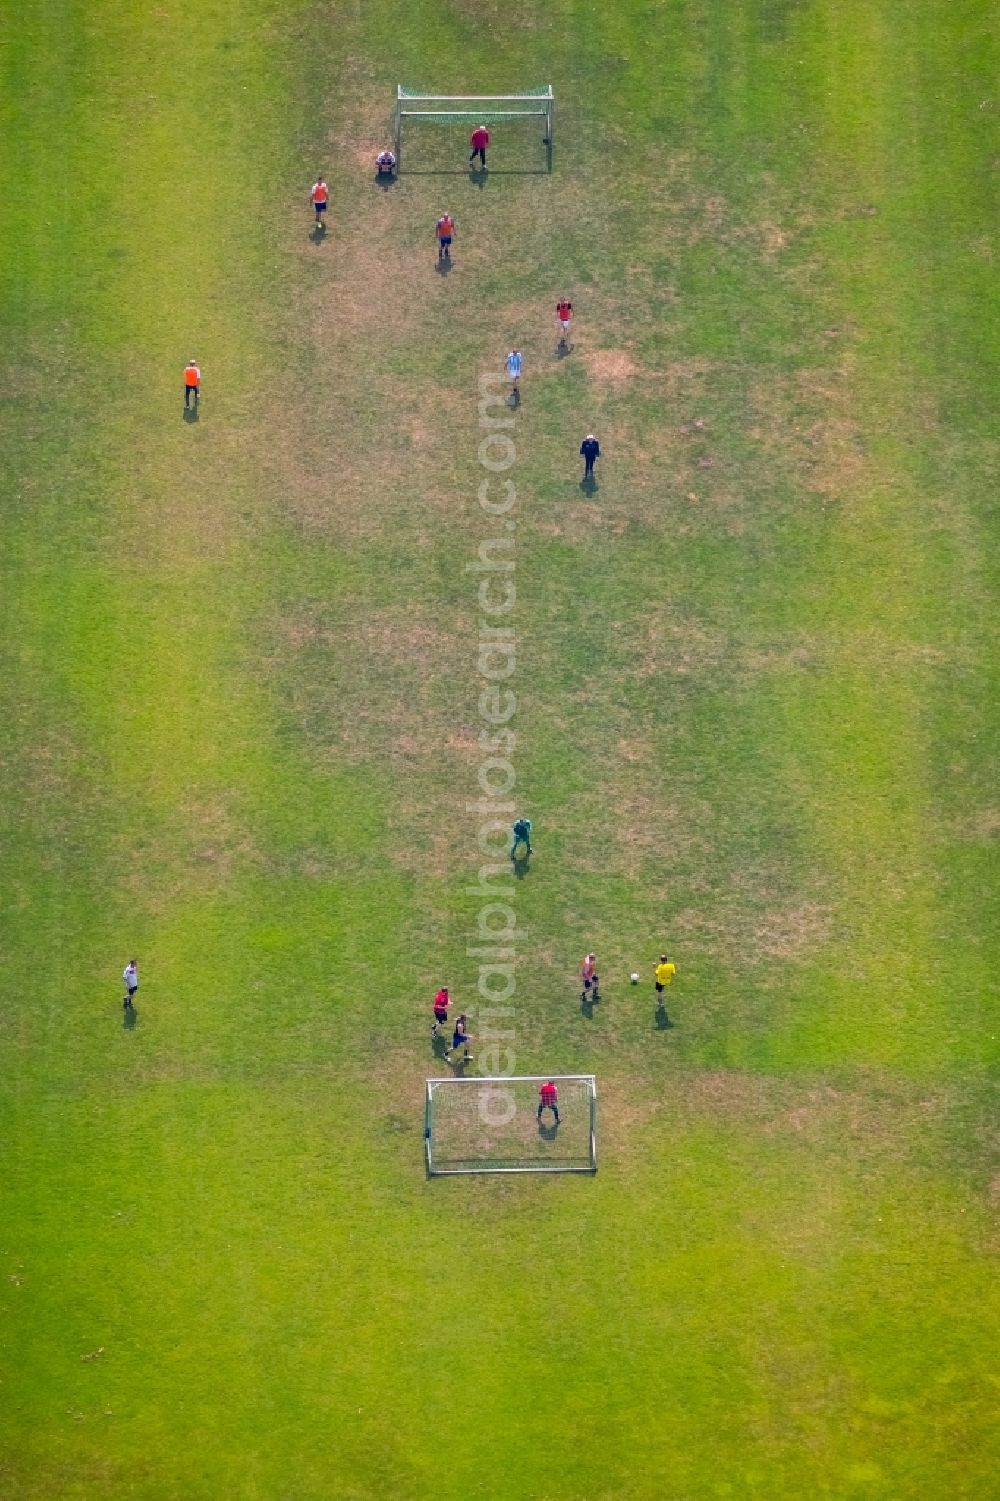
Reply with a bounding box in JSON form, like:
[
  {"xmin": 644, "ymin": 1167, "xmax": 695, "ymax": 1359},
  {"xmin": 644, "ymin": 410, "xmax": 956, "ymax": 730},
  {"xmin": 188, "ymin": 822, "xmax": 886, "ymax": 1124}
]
[
  {"xmin": 425, "ymin": 1073, "xmax": 596, "ymax": 1176},
  {"xmin": 399, "ymin": 93, "xmax": 552, "ymax": 103},
  {"xmin": 399, "ymin": 110, "xmax": 548, "ymax": 119}
]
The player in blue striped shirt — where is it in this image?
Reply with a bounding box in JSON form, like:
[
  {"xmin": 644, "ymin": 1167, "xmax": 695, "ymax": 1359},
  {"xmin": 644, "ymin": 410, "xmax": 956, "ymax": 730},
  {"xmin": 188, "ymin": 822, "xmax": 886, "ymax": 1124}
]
[{"xmin": 505, "ymin": 348, "xmax": 522, "ymax": 403}]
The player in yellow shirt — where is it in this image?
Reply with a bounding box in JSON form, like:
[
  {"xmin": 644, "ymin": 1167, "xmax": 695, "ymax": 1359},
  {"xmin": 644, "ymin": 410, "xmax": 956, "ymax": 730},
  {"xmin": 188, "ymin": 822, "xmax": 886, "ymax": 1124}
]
[{"xmin": 654, "ymin": 954, "xmax": 677, "ymax": 1010}]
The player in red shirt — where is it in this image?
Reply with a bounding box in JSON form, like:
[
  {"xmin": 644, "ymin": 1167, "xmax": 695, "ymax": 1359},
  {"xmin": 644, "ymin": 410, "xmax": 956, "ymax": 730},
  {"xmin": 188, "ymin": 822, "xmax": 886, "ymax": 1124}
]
[
  {"xmin": 431, "ymin": 986, "xmax": 451, "ymax": 1038},
  {"xmin": 537, "ymin": 1080, "xmax": 560, "ymax": 1125},
  {"xmin": 469, "ymin": 124, "xmax": 490, "ymax": 170},
  {"xmin": 580, "ymin": 952, "xmax": 600, "ymax": 1004},
  {"xmin": 556, "ymin": 299, "xmax": 573, "ymax": 348}
]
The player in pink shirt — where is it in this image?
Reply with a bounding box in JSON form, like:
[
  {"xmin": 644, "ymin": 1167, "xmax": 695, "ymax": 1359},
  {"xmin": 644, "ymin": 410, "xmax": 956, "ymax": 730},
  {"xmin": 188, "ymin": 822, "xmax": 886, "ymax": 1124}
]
[
  {"xmin": 580, "ymin": 953, "xmax": 600, "ymax": 1004},
  {"xmin": 469, "ymin": 124, "xmax": 490, "ymax": 169},
  {"xmin": 537, "ymin": 1080, "xmax": 560, "ymax": 1125}
]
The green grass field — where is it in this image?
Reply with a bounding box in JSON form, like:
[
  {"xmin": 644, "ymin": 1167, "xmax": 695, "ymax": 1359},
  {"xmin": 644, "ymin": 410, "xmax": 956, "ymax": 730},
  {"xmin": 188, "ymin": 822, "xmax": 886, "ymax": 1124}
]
[{"xmin": 1, "ymin": 1, "xmax": 998, "ymax": 1496}]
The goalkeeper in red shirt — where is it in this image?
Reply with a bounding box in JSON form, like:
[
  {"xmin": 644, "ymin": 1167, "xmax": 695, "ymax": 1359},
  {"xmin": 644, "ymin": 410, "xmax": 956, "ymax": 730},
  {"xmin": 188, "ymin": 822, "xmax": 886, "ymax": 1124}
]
[
  {"xmin": 469, "ymin": 124, "xmax": 490, "ymax": 169},
  {"xmin": 537, "ymin": 1080, "xmax": 560, "ymax": 1125}
]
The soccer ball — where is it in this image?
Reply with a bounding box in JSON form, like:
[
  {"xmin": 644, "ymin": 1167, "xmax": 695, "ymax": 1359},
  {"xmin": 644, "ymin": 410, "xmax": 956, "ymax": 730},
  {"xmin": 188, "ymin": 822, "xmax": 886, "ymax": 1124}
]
[{"xmin": 630, "ymin": 972, "xmax": 640, "ymax": 984}]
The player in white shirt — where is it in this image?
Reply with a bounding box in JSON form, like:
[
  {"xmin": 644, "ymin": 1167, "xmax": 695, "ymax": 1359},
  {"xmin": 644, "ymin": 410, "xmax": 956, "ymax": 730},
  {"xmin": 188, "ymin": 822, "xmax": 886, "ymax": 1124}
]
[
  {"xmin": 122, "ymin": 959, "xmax": 138, "ymax": 1010},
  {"xmin": 505, "ymin": 348, "xmax": 522, "ymax": 402}
]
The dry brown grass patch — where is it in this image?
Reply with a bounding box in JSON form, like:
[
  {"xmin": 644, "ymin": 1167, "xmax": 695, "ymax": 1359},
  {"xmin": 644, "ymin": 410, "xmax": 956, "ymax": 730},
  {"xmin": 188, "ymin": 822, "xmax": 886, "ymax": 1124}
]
[
  {"xmin": 177, "ymin": 791, "xmax": 264, "ymax": 878},
  {"xmin": 740, "ymin": 638, "xmax": 819, "ymax": 676},
  {"xmin": 616, "ymin": 736, "xmax": 653, "ymax": 765},
  {"xmin": 753, "ymin": 901, "xmax": 833, "ymax": 961},
  {"xmin": 954, "ymin": 807, "xmax": 1000, "ymax": 842},
  {"xmin": 660, "ymin": 356, "xmax": 718, "ymax": 398},
  {"xmin": 671, "ymin": 871, "xmax": 835, "ymax": 970},
  {"xmin": 629, "ymin": 610, "xmax": 728, "ymax": 680},
  {"xmin": 658, "ymin": 182, "xmax": 809, "ymax": 260},
  {"xmin": 599, "ymin": 1091, "xmax": 664, "ymax": 1145},
  {"xmin": 749, "ymin": 363, "xmax": 869, "ymax": 503},
  {"xmin": 296, "ymin": 236, "xmax": 423, "ymax": 342},
  {"xmin": 263, "ymin": 365, "xmax": 468, "ymax": 542},
  {"xmin": 535, "ymin": 500, "xmax": 610, "ymax": 542},
  {"xmin": 448, "ymin": 0, "xmax": 540, "ymax": 25},
  {"xmin": 267, "ymin": 599, "xmax": 482, "ymax": 877},
  {"xmin": 587, "ymin": 348, "xmax": 639, "ymax": 383},
  {"xmin": 572, "ymin": 787, "xmax": 705, "ymax": 882}
]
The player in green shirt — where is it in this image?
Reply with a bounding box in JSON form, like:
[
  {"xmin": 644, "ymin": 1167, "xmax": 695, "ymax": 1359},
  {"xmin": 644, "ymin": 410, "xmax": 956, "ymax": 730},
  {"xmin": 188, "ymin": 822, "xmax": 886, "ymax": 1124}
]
[{"xmin": 511, "ymin": 817, "xmax": 533, "ymax": 859}]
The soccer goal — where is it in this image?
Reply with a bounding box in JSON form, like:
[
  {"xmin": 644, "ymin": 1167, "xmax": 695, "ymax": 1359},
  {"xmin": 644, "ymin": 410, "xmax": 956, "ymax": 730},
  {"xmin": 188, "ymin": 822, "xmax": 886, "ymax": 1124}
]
[
  {"xmin": 394, "ymin": 86, "xmax": 554, "ymax": 171},
  {"xmin": 425, "ymin": 1074, "xmax": 597, "ymax": 1176}
]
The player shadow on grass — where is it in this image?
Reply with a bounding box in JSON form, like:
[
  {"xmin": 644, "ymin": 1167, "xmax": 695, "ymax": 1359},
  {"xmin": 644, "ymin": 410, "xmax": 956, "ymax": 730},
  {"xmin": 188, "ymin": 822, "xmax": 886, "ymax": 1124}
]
[
  {"xmin": 123, "ymin": 1006, "xmax": 138, "ymax": 1032},
  {"xmin": 308, "ymin": 225, "xmax": 326, "ymax": 245},
  {"xmin": 511, "ymin": 852, "xmax": 531, "ymax": 880},
  {"xmin": 182, "ymin": 407, "xmax": 199, "ymax": 425},
  {"xmin": 554, "ymin": 341, "xmax": 574, "ymax": 360},
  {"xmin": 468, "ymin": 167, "xmax": 488, "ymax": 191},
  {"xmin": 579, "ymin": 475, "xmax": 598, "ymax": 494},
  {"xmin": 434, "ymin": 257, "xmax": 454, "ymax": 276},
  {"xmin": 654, "ymin": 1004, "xmax": 673, "ymax": 1031},
  {"xmin": 375, "ymin": 175, "xmax": 398, "ymax": 194},
  {"xmin": 537, "ymin": 1122, "xmax": 559, "ymax": 1143},
  {"xmin": 580, "ymin": 992, "xmax": 598, "ymax": 1020}
]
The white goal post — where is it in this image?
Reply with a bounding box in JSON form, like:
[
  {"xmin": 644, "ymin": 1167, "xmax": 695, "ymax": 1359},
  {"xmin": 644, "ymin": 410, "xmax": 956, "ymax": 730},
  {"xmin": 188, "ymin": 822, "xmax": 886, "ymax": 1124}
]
[
  {"xmin": 394, "ymin": 85, "xmax": 554, "ymax": 164},
  {"xmin": 425, "ymin": 1074, "xmax": 597, "ymax": 1176}
]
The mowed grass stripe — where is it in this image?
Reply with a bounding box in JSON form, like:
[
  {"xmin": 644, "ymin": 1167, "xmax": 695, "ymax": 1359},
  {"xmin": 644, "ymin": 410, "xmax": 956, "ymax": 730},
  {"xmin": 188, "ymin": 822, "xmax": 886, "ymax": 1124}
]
[
  {"xmin": 0, "ymin": 6, "xmax": 405, "ymax": 1495},
  {"xmin": 2, "ymin": 0, "xmax": 400, "ymax": 1074},
  {"xmin": 727, "ymin": 0, "xmax": 999, "ymax": 1072}
]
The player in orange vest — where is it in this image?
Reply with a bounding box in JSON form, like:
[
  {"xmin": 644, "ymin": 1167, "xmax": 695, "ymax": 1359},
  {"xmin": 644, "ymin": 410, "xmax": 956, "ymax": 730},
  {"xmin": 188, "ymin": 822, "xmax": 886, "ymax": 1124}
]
[
  {"xmin": 310, "ymin": 176, "xmax": 328, "ymax": 229},
  {"xmin": 183, "ymin": 360, "xmax": 200, "ymax": 410},
  {"xmin": 435, "ymin": 212, "xmax": 455, "ymax": 260}
]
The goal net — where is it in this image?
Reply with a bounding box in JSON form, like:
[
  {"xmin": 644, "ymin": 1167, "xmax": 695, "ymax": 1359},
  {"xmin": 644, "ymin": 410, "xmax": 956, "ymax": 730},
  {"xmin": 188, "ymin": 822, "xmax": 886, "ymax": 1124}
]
[
  {"xmin": 394, "ymin": 86, "xmax": 554, "ymax": 171},
  {"xmin": 425, "ymin": 1074, "xmax": 597, "ymax": 1176}
]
